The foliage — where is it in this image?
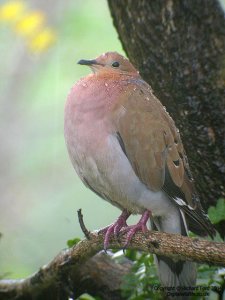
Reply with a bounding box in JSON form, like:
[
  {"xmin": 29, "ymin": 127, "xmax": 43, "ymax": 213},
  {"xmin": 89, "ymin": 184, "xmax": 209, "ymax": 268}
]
[
  {"xmin": 67, "ymin": 237, "xmax": 81, "ymax": 248},
  {"xmin": 116, "ymin": 252, "xmax": 225, "ymax": 300},
  {"xmin": 208, "ymin": 198, "xmax": 225, "ymax": 224},
  {"xmin": 120, "ymin": 252, "xmax": 161, "ymax": 300},
  {"xmin": 78, "ymin": 294, "xmax": 101, "ymax": 300}
]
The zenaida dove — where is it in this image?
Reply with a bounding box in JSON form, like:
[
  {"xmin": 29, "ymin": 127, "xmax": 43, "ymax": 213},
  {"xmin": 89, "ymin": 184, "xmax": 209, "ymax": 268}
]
[{"xmin": 64, "ymin": 52, "xmax": 215, "ymax": 289}]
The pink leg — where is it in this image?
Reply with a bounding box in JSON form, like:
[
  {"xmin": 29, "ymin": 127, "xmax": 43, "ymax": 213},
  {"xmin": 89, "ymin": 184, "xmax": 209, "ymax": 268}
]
[
  {"xmin": 99, "ymin": 209, "xmax": 131, "ymax": 250},
  {"xmin": 123, "ymin": 210, "xmax": 151, "ymax": 248}
]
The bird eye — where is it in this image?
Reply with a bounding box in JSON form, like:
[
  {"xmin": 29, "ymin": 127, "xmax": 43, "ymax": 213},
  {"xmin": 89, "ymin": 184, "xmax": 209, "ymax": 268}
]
[{"xmin": 112, "ymin": 61, "xmax": 120, "ymax": 68}]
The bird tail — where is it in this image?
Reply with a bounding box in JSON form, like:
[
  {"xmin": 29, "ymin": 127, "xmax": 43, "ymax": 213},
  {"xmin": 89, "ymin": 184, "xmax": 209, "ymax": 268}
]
[{"xmin": 151, "ymin": 210, "xmax": 196, "ymax": 299}]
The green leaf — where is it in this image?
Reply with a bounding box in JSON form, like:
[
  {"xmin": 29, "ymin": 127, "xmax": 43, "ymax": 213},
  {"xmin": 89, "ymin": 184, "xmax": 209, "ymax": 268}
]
[
  {"xmin": 121, "ymin": 252, "xmax": 161, "ymax": 299},
  {"xmin": 208, "ymin": 198, "xmax": 225, "ymax": 224},
  {"xmin": 125, "ymin": 249, "xmax": 138, "ymax": 261},
  {"xmin": 78, "ymin": 294, "xmax": 99, "ymax": 300},
  {"xmin": 67, "ymin": 237, "xmax": 81, "ymax": 248}
]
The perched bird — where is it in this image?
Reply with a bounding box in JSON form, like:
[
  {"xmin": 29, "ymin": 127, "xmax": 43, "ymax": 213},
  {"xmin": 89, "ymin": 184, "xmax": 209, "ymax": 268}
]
[{"xmin": 64, "ymin": 52, "xmax": 215, "ymax": 289}]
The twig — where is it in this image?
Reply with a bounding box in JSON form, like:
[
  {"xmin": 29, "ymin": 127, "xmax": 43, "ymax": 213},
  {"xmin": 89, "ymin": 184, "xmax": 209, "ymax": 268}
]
[{"xmin": 77, "ymin": 209, "xmax": 91, "ymax": 239}]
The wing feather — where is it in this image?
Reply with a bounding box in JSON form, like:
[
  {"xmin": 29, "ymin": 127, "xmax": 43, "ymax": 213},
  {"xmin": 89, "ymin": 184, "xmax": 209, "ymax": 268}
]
[{"xmin": 113, "ymin": 80, "xmax": 215, "ymax": 236}]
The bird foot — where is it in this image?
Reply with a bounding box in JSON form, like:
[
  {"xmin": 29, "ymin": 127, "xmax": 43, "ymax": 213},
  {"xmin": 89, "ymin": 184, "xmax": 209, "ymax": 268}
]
[
  {"xmin": 122, "ymin": 210, "xmax": 151, "ymax": 249},
  {"xmin": 98, "ymin": 210, "xmax": 130, "ymax": 250}
]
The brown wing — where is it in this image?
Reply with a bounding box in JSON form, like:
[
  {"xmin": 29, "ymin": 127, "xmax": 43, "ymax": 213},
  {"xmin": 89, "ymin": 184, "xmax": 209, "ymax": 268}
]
[
  {"xmin": 115, "ymin": 82, "xmax": 186, "ymax": 193},
  {"xmin": 113, "ymin": 80, "xmax": 215, "ymax": 237}
]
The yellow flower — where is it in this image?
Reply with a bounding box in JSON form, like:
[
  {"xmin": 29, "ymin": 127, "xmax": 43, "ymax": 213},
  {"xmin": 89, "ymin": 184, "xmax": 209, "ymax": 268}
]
[
  {"xmin": 0, "ymin": 1, "xmax": 25, "ymax": 22},
  {"xmin": 15, "ymin": 12, "xmax": 44, "ymax": 37},
  {"xmin": 0, "ymin": 1, "xmax": 57, "ymax": 53},
  {"xmin": 28, "ymin": 27, "xmax": 56, "ymax": 53}
]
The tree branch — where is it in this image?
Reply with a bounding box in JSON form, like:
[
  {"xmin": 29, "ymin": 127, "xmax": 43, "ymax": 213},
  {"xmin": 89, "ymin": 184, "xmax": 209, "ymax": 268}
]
[{"xmin": 0, "ymin": 228, "xmax": 225, "ymax": 300}]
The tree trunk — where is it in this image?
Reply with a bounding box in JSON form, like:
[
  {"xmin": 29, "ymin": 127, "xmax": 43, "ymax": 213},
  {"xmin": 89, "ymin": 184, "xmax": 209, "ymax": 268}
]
[{"xmin": 107, "ymin": 0, "xmax": 225, "ymax": 235}]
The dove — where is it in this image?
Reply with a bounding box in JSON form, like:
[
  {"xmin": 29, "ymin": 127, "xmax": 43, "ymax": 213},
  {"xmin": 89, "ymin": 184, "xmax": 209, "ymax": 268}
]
[{"xmin": 64, "ymin": 51, "xmax": 215, "ymax": 289}]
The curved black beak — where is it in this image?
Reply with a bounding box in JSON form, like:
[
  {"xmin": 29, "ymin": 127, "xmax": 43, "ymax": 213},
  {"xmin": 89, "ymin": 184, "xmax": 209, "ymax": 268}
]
[{"xmin": 77, "ymin": 59, "xmax": 98, "ymax": 66}]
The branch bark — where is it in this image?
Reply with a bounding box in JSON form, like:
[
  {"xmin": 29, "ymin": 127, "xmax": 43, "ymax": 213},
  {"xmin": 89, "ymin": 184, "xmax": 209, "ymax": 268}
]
[{"xmin": 0, "ymin": 229, "xmax": 225, "ymax": 300}]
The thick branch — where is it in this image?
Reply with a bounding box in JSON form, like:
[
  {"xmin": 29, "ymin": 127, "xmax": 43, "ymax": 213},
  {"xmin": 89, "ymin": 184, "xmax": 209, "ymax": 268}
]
[{"xmin": 0, "ymin": 229, "xmax": 225, "ymax": 300}]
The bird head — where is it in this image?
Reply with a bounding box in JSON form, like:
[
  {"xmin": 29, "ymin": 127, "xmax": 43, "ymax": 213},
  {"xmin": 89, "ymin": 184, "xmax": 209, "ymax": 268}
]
[{"xmin": 77, "ymin": 52, "xmax": 139, "ymax": 76}]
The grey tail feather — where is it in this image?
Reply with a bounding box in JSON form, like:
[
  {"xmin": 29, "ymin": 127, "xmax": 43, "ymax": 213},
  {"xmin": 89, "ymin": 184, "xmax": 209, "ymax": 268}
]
[{"xmin": 151, "ymin": 211, "xmax": 197, "ymax": 299}]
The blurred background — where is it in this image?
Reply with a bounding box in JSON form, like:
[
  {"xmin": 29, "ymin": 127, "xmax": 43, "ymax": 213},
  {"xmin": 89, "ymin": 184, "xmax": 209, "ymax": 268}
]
[{"xmin": 0, "ymin": 0, "xmax": 129, "ymax": 278}]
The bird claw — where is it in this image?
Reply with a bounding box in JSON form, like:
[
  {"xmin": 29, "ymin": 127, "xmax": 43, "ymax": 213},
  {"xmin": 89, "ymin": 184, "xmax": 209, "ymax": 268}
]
[
  {"xmin": 123, "ymin": 223, "xmax": 148, "ymax": 249},
  {"xmin": 98, "ymin": 210, "xmax": 130, "ymax": 250},
  {"xmin": 123, "ymin": 210, "xmax": 151, "ymax": 248},
  {"xmin": 114, "ymin": 222, "xmax": 127, "ymax": 240},
  {"xmin": 100, "ymin": 210, "xmax": 151, "ymax": 250},
  {"xmin": 103, "ymin": 220, "xmax": 128, "ymax": 250}
]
